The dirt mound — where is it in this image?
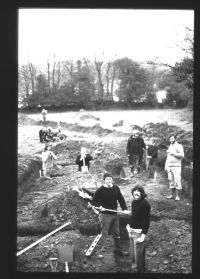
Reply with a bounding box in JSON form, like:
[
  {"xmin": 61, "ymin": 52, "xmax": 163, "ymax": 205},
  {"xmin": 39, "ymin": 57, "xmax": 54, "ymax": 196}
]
[{"xmin": 73, "ymin": 111, "xmax": 100, "ymax": 121}]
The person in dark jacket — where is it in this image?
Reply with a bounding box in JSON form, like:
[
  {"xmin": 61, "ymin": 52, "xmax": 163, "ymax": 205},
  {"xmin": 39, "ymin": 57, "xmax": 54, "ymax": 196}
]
[
  {"xmin": 90, "ymin": 173, "xmax": 129, "ymax": 256},
  {"xmin": 146, "ymin": 137, "xmax": 158, "ymax": 179},
  {"xmin": 127, "ymin": 130, "xmax": 146, "ymax": 175},
  {"xmin": 128, "ymin": 183, "xmax": 151, "ymax": 272},
  {"xmin": 75, "ymin": 147, "xmax": 93, "ymax": 171},
  {"xmin": 39, "ymin": 127, "xmax": 46, "ymax": 143}
]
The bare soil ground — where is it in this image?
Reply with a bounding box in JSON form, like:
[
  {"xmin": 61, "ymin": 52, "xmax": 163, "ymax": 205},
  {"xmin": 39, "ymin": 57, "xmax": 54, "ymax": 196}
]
[{"xmin": 17, "ymin": 109, "xmax": 192, "ymax": 273}]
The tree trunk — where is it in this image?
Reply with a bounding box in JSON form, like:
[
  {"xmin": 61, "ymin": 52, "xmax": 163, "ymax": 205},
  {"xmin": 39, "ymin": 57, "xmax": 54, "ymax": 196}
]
[
  {"xmin": 47, "ymin": 61, "xmax": 51, "ymax": 94},
  {"xmin": 106, "ymin": 62, "xmax": 111, "ymax": 100},
  {"xmin": 110, "ymin": 66, "xmax": 116, "ymax": 101},
  {"xmin": 94, "ymin": 59, "xmax": 104, "ymax": 100}
]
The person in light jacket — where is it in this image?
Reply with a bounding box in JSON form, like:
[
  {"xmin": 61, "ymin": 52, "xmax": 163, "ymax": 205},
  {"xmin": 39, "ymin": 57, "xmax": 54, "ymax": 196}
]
[{"xmin": 165, "ymin": 133, "xmax": 184, "ymax": 201}]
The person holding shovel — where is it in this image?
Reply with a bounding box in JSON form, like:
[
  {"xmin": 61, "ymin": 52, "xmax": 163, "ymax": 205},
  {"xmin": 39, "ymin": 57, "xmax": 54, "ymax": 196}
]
[
  {"xmin": 90, "ymin": 173, "xmax": 129, "ymax": 256},
  {"xmin": 127, "ymin": 130, "xmax": 146, "ymax": 176},
  {"xmin": 41, "ymin": 143, "xmax": 57, "ymax": 177},
  {"xmin": 127, "ymin": 182, "xmax": 151, "ymax": 272},
  {"xmin": 75, "ymin": 147, "xmax": 93, "ymax": 172}
]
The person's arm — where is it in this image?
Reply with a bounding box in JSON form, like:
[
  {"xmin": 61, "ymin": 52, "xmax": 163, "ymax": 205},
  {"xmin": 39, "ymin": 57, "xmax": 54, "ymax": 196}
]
[
  {"xmin": 50, "ymin": 151, "xmax": 57, "ymax": 160},
  {"xmin": 117, "ymin": 187, "xmax": 127, "ymax": 211},
  {"xmin": 137, "ymin": 202, "xmax": 151, "ymax": 243},
  {"xmin": 169, "ymin": 144, "xmax": 184, "ymax": 159},
  {"xmin": 127, "ymin": 139, "xmax": 130, "ymax": 155},
  {"xmin": 142, "ymin": 138, "xmax": 146, "ymax": 150},
  {"xmin": 91, "ymin": 188, "xmax": 102, "ymax": 207},
  {"xmin": 88, "ymin": 154, "xmax": 93, "ymax": 161},
  {"xmin": 75, "ymin": 155, "xmax": 81, "ymax": 165}
]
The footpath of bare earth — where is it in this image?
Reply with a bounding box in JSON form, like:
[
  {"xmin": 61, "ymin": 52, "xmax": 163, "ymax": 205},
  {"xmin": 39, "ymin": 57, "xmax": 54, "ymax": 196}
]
[{"xmin": 17, "ymin": 111, "xmax": 192, "ymax": 273}]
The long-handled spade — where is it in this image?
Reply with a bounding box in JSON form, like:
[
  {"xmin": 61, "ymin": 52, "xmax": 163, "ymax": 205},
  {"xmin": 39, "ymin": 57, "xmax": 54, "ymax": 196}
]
[{"xmin": 57, "ymin": 245, "xmax": 73, "ymax": 272}]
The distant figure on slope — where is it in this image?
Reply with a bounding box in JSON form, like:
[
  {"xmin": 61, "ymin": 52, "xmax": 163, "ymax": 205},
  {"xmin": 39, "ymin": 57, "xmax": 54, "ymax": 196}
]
[
  {"xmin": 165, "ymin": 133, "xmax": 184, "ymax": 201},
  {"xmin": 41, "ymin": 143, "xmax": 57, "ymax": 177},
  {"xmin": 41, "ymin": 108, "xmax": 47, "ymax": 125},
  {"xmin": 75, "ymin": 147, "xmax": 93, "ymax": 172},
  {"xmin": 127, "ymin": 130, "xmax": 146, "ymax": 176}
]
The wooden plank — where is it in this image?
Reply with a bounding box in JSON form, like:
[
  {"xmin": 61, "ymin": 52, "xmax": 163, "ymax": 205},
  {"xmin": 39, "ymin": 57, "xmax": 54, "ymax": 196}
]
[
  {"xmin": 85, "ymin": 234, "xmax": 102, "ymax": 257},
  {"xmin": 17, "ymin": 221, "xmax": 71, "ymax": 256}
]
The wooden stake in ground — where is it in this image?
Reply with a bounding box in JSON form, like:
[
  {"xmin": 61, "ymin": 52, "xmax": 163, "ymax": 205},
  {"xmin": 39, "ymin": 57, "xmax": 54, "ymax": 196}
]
[{"xmin": 85, "ymin": 234, "xmax": 102, "ymax": 257}]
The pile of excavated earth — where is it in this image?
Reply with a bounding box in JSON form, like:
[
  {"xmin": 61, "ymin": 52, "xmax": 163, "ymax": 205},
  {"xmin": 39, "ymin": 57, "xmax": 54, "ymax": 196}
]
[{"xmin": 17, "ymin": 112, "xmax": 192, "ymax": 273}]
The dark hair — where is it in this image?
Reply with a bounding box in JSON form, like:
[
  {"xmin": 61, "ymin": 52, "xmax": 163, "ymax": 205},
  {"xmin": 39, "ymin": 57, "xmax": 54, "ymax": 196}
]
[
  {"xmin": 103, "ymin": 173, "xmax": 113, "ymax": 180},
  {"xmin": 131, "ymin": 183, "xmax": 147, "ymax": 199},
  {"xmin": 169, "ymin": 133, "xmax": 177, "ymax": 140}
]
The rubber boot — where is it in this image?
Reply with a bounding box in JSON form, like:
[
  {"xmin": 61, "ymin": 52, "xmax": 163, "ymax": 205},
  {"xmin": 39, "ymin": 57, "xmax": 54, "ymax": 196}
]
[
  {"xmin": 113, "ymin": 238, "xmax": 129, "ymax": 256},
  {"xmin": 175, "ymin": 189, "xmax": 180, "ymax": 201},
  {"xmin": 166, "ymin": 188, "xmax": 175, "ymax": 199}
]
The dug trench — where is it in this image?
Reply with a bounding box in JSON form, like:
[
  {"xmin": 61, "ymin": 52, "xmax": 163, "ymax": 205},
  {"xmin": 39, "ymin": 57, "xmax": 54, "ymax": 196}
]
[{"xmin": 17, "ymin": 119, "xmax": 192, "ymax": 273}]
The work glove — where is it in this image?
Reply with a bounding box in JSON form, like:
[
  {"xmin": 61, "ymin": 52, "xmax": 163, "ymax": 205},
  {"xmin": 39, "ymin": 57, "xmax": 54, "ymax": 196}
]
[
  {"xmin": 99, "ymin": 206, "xmax": 106, "ymax": 211},
  {"xmin": 136, "ymin": 234, "xmax": 145, "ymax": 243},
  {"xmin": 122, "ymin": 210, "xmax": 131, "ymax": 215},
  {"xmin": 126, "ymin": 224, "xmax": 131, "ymax": 233}
]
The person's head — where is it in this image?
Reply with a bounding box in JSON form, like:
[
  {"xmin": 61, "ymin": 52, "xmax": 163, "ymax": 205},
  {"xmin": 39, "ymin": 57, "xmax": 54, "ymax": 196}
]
[
  {"xmin": 47, "ymin": 127, "xmax": 52, "ymax": 132},
  {"xmin": 131, "ymin": 182, "xmax": 147, "ymax": 200},
  {"xmin": 103, "ymin": 173, "xmax": 113, "ymax": 187},
  {"xmin": 149, "ymin": 137, "xmax": 156, "ymax": 145},
  {"xmin": 81, "ymin": 147, "xmax": 87, "ymax": 156},
  {"xmin": 44, "ymin": 143, "xmax": 51, "ymax": 151},
  {"xmin": 132, "ymin": 130, "xmax": 140, "ymax": 138},
  {"xmin": 169, "ymin": 133, "xmax": 177, "ymax": 145}
]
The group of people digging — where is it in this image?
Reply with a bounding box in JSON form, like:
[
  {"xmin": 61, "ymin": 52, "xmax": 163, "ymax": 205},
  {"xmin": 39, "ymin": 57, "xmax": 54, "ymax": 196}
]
[
  {"xmin": 88, "ymin": 131, "xmax": 184, "ymax": 272},
  {"xmin": 38, "ymin": 127, "xmax": 184, "ymax": 272}
]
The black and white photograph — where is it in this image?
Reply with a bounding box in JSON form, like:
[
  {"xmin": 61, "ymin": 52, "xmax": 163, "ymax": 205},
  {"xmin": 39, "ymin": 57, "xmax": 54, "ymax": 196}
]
[{"xmin": 17, "ymin": 8, "xmax": 193, "ymax": 273}]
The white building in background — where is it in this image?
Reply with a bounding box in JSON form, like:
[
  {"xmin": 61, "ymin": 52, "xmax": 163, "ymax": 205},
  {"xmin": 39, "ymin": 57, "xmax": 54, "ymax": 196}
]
[{"xmin": 156, "ymin": 90, "xmax": 167, "ymax": 103}]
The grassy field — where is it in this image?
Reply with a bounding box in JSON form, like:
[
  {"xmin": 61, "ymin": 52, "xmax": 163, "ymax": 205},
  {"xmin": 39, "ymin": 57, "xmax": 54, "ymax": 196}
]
[{"xmin": 28, "ymin": 108, "xmax": 193, "ymax": 132}]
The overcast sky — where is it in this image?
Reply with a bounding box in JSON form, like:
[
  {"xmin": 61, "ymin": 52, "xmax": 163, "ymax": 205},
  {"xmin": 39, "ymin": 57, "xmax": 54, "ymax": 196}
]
[{"xmin": 18, "ymin": 9, "xmax": 194, "ymax": 68}]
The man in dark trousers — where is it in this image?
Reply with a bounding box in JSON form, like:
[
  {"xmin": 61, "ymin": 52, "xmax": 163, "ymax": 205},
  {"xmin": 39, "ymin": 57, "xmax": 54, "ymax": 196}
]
[
  {"xmin": 127, "ymin": 130, "xmax": 146, "ymax": 176},
  {"xmin": 128, "ymin": 183, "xmax": 151, "ymax": 272},
  {"xmin": 90, "ymin": 173, "xmax": 129, "ymax": 256}
]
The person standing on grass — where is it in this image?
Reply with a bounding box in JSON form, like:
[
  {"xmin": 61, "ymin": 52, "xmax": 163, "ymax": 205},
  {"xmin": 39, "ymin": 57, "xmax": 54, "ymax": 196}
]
[
  {"xmin": 146, "ymin": 137, "xmax": 158, "ymax": 179},
  {"xmin": 75, "ymin": 147, "xmax": 93, "ymax": 172},
  {"xmin": 90, "ymin": 173, "xmax": 129, "ymax": 256},
  {"xmin": 165, "ymin": 133, "xmax": 184, "ymax": 201},
  {"xmin": 41, "ymin": 108, "xmax": 47, "ymax": 125},
  {"xmin": 128, "ymin": 183, "xmax": 151, "ymax": 273},
  {"xmin": 41, "ymin": 143, "xmax": 57, "ymax": 177},
  {"xmin": 127, "ymin": 130, "xmax": 146, "ymax": 176}
]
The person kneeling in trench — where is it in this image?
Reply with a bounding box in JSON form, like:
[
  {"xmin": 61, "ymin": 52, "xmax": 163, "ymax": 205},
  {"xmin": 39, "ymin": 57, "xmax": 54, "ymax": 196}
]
[
  {"xmin": 41, "ymin": 144, "xmax": 57, "ymax": 178},
  {"xmin": 90, "ymin": 173, "xmax": 129, "ymax": 256},
  {"xmin": 127, "ymin": 183, "xmax": 151, "ymax": 272}
]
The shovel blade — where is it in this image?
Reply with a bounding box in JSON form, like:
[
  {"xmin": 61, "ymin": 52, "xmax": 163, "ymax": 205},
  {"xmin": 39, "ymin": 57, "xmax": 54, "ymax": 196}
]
[{"xmin": 57, "ymin": 245, "xmax": 73, "ymax": 263}]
